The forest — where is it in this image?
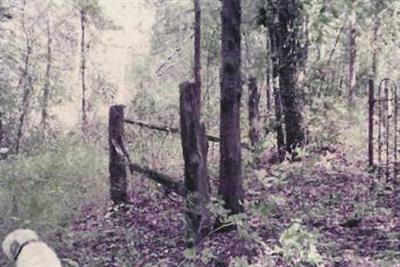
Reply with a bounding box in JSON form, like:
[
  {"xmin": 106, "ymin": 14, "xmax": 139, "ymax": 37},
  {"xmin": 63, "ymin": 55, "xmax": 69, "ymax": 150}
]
[{"xmin": 0, "ymin": 0, "xmax": 399, "ymax": 266}]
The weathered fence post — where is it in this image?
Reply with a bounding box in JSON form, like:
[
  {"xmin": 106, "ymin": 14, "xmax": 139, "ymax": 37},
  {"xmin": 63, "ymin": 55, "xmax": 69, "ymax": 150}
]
[
  {"xmin": 368, "ymin": 79, "xmax": 374, "ymax": 168},
  {"xmin": 248, "ymin": 77, "xmax": 260, "ymax": 148},
  {"xmin": 179, "ymin": 82, "xmax": 210, "ymax": 245},
  {"xmin": 109, "ymin": 105, "xmax": 128, "ymax": 204}
]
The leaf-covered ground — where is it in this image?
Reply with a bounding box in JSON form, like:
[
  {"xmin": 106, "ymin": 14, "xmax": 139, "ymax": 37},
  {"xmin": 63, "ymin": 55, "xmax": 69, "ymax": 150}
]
[{"xmin": 51, "ymin": 147, "xmax": 400, "ymax": 266}]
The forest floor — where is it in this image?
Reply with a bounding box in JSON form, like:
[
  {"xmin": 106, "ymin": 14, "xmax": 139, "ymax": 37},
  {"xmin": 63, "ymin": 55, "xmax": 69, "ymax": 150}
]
[{"xmin": 55, "ymin": 146, "xmax": 400, "ymax": 267}]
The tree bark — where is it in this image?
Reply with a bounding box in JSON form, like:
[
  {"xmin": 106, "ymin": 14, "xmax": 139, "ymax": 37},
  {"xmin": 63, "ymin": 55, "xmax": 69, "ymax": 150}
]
[
  {"xmin": 372, "ymin": 2, "xmax": 380, "ymax": 82},
  {"xmin": 15, "ymin": 53, "xmax": 32, "ymax": 153},
  {"xmin": 0, "ymin": 113, "xmax": 3, "ymax": 146},
  {"xmin": 109, "ymin": 105, "xmax": 128, "ymax": 204},
  {"xmin": 267, "ymin": 1, "xmax": 285, "ymax": 152},
  {"xmin": 218, "ymin": 0, "xmax": 244, "ymax": 215},
  {"xmin": 80, "ymin": 10, "xmax": 88, "ymax": 132},
  {"xmin": 179, "ymin": 81, "xmax": 210, "ymax": 245},
  {"xmin": 368, "ymin": 79, "xmax": 374, "ymax": 168},
  {"xmin": 278, "ymin": 0, "xmax": 305, "ymax": 153},
  {"xmin": 194, "ymin": 0, "xmax": 201, "ymax": 106},
  {"xmin": 41, "ymin": 18, "xmax": 52, "ymax": 128},
  {"xmin": 265, "ymin": 36, "xmax": 272, "ymax": 113},
  {"xmin": 248, "ymin": 77, "xmax": 260, "ymax": 148},
  {"xmin": 348, "ymin": 0, "xmax": 357, "ymax": 104},
  {"xmin": 15, "ymin": 0, "xmax": 32, "ymax": 153}
]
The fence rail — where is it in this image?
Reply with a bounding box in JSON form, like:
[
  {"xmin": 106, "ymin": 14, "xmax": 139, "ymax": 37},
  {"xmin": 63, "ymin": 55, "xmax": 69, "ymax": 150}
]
[
  {"xmin": 124, "ymin": 118, "xmax": 252, "ymax": 150},
  {"xmin": 109, "ymin": 81, "xmax": 214, "ymax": 244}
]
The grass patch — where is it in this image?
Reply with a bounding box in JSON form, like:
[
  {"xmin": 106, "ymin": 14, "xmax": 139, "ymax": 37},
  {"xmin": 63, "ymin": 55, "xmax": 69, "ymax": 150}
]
[{"xmin": 0, "ymin": 141, "xmax": 108, "ymax": 244}]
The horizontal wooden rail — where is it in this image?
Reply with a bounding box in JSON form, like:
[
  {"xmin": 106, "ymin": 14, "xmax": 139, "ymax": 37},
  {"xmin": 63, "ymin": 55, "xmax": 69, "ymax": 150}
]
[
  {"xmin": 111, "ymin": 136, "xmax": 186, "ymax": 197},
  {"xmin": 125, "ymin": 119, "xmax": 179, "ymax": 134},
  {"xmin": 124, "ymin": 118, "xmax": 252, "ymax": 150},
  {"xmin": 128, "ymin": 163, "xmax": 186, "ymax": 197}
]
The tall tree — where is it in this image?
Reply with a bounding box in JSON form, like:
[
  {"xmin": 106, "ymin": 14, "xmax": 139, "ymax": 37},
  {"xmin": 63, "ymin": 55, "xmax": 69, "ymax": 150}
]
[
  {"xmin": 264, "ymin": 1, "xmax": 285, "ymax": 152},
  {"xmin": 41, "ymin": 17, "xmax": 52, "ymax": 128},
  {"xmin": 248, "ymin": 77, "xmax": 260, "ymax": 148},
  {"xmin": 75, "ymin": 0, "xmax": 113, "ymax": 132},
  {"xmin": 80, "ymin": 7, "xmax": 87, "ymax": 132},
  {"xmin": 348, "ymin": 0, "xmax": 357, "ymax": 104},
  {"xmin": 277, "ymin": 0, "xmax": 305, "ymax": 153},
  {"xmin": 180, "ymin": 82, "xmax": 210, "ymax": 245},
  {"xmin": 372, "ymin": 0, "xmax": 385, "ymax": 82},
  {"xmin": 194, "ymin": 0, "xmax": 201, "ymax": 105},
  {"xmin": 265, "ymin": 36, "xmax": 272, "ymax": 113},
  {"xmin": 218, "ymin": 0, "xmax": 244, "ymax": 215},
  {"xmin": 15, "ymin": 0, "xmax": 34, "ymax": 153}
]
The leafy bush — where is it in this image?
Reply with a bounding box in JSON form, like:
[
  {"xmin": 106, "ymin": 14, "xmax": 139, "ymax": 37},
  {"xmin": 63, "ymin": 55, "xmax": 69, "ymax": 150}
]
[{"xmin": 275, "ymin": 219, "xmax": 323, "ymax": 266}]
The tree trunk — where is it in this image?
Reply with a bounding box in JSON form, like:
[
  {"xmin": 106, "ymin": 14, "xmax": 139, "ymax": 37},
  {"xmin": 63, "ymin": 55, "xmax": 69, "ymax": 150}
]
[
  {"xmin": 368, "ymin": 79, "xmax": 374, "ymax": 168},
  {"xmin": 15, "ymin": 1, "xmax": 32, "ymax": 153},
  {"xmin": 218, "ymin": 0, "xmax": 243, "ymax": 215},
  {"xmin": 372, "ymin": 2, "xmax": 380, "ymax": 82},
  {"xmin": 80, "ymin": 10, "xmax": 88, "ymax": 132},
  {"xmin": 348, "ymin": 1, "xmax": 357, "ymax": 103},
  {"xmin": 248, "ymin": 77, "xmax": 260, "ymax": 148},
  {"xmin": 179, "ymin": 81, "xmax": 210, "ymax": 246},
  {"xmin": 267, "ymin": 2, "xmax": 285, "ymax": 152},
  {"xmin": 194, "ymin": 0, "xmax": 201, "ymax": 106},
  {"xmin": 41, "ymin": 18, "xmax": 52, "ymax": 128},
  {"xmin": 265, "ymin": 36, "xmax": 272, "ymax": 113},
  {"xmin": 278, "ymin": 0, "xmax": 305, "ymax": 153},
  {"xmin": 109, "ymin": 105, "xmax": 128, "ymax": 204},
  {"xmin": 0, "ymin": 113, "xmax": 3, "ymax": 146},
  {"xmin": 15, "ymin": 58, "xmax": 32, "ymax": 154}
]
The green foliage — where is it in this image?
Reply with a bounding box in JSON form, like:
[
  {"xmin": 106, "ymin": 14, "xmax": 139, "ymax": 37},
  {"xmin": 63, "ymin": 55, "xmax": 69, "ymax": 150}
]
[
  {"xmin": 208, "ymin": 197, "xmax": 263, "ymax": 245},
  {"xmin": 304, "ymin": 97, "xmax": 347, "ymax": 148},
  {"xmin": 275, "ymin": 220, "xmax": 323, "ymax": 267},
  {"xmin": 0, "ymin": 140, "xmax": 108, "ymax": 238},
  {"xmin": 182, "ymin": 246, "xmax": 214, "ymax": 266},
  {"xmin": 208, "ymin": 197, "xmax": 232, "ymax": 226},
  {"xmin": 230, "ymin": 256, "xmax": 250, "ymax": 267}
]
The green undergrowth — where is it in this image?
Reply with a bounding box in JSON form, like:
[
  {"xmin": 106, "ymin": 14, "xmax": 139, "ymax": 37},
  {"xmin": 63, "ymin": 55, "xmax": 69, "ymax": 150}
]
[{"xmin": 0, "ymin": 140, "xmax": 108, "ymax": 247}]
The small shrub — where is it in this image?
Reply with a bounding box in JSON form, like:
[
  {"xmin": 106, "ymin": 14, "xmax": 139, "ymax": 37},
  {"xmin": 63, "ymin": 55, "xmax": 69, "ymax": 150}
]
[{"xmin": 275, "ymin": 219, "xmax": 323, "ymax": 267}]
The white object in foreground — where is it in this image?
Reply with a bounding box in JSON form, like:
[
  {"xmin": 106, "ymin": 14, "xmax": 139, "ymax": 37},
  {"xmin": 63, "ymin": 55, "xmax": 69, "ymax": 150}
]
[
  {"xmin": 2, "ymin": 229, "xmax": 62, "ymax": 267},
  {"xmin": 0, "ymin": 147, "xmax": 9, "ymax": 154}
]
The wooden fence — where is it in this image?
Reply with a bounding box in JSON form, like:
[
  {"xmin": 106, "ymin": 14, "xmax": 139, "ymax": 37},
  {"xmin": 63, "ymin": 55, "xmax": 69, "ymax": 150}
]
[{"xmin": 108, "ymin": 78, "xmax": 261, "ymax": 243}]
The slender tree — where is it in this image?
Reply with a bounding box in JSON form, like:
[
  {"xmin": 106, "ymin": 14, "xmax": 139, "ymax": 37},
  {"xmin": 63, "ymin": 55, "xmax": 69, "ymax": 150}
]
[
  {"xmin": 41, "ymin": 17, "xmax": 52, "ymax": 128},
  {"xmin": 248, "ymin": 77, "xmax": 260, "ymax": 148},
  {"xmin": 372, "ymin": 0, "xmax": 384, "ymax": 82},
  {"xmin": 265, "ymin": 36, "xmax": 272, "ymax": 113},
  {"xmin": 15, "ymin": 0, "xmax": 34, "ymax": 153},
  {"xmin": 218, "ymin": 0, "xmax": 244, "ymax": 215},
  {"xmin": 75, "ymin": 0, "xmax": 114, "ymax": 132},
  {"xmin": 0, "ymin": 112, "xmax": 3, "ymax": 146},
  {"xmin": 80, "ymin": 8, "xmax": 87, "ymax": 132},
  {"xmin": 266, "ymin": 1, "xmax": 285, "ymax": 152},
  {"xmin": 348, "ymin": 0, "xmax": 357, "ymax": 104},
  {"xmin": 194, "ymin": 0, "xmax": 201, "ymax": 105}
]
